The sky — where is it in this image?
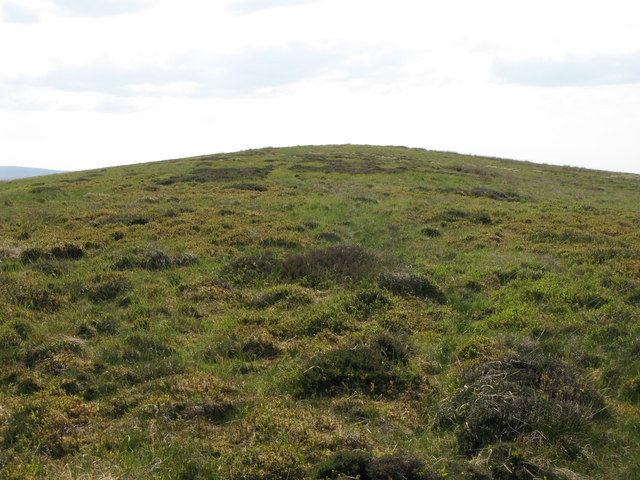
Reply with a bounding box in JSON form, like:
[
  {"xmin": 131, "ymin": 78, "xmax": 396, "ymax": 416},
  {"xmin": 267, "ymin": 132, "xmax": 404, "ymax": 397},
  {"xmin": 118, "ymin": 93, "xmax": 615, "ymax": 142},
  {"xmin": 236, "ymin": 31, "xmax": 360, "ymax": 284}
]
[{"xmin": 1, "ymin": 0, "xmax": 640, "ymax": 174}]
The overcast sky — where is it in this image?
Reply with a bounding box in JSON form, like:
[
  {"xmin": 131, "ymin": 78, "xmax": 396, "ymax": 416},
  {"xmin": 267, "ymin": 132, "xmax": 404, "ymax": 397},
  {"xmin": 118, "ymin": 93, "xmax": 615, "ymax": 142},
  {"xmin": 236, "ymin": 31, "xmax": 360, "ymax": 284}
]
[{"xmin": 1, "ymin": 0, "xmax": 640, "ymax": 173}]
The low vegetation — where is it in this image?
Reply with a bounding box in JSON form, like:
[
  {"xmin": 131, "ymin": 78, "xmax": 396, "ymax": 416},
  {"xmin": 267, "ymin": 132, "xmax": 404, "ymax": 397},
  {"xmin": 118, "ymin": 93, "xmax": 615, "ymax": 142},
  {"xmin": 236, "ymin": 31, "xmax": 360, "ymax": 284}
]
[{"xmin": 0, "ymin": 144, "xmax": 639, "ymax": 478}]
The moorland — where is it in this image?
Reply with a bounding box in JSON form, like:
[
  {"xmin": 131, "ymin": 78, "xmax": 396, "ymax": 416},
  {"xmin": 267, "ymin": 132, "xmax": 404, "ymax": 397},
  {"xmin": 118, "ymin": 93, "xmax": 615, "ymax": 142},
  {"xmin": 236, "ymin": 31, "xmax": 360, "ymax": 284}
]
[{"xmin": 0, "ymin": 145, "xmax": 639, "ymax": 479}]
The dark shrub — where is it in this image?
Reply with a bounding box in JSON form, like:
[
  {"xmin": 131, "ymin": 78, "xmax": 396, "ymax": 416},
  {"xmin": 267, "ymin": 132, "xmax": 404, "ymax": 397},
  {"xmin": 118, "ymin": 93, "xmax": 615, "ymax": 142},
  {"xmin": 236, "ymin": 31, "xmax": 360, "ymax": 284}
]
[
  {"xmin": 483, "ymin": 444, "xmax": 555, "ymax": 480},
  {"xmin": 440, "ymin": 187, "xmax": 523, "ymax": 202},
  {"xmin": 343, "ymin": 289, "xmax": 393, "ymax": 317},
  {"xmin": 157, "ymin": 166, "xmax": 273, "ymax": 185},
  {"xmin": 379, "ymin": 271, "xmax": 446, "ymax": 303},
  {"xmin": 139, "ymin": 250, "xmax": 172, "ymax": 270},
  {"xmin": 434, "ymin": 209, "xmax": 492, "ymax": 225},
  {"xmin": 281, "ymin": 244, "xmax": 378, "ymax": 285},
  {"xmin": 171, "ymin": 252, "xmax": 199, "ymax": 267},
  {"xmin": 221, "ymin": 254, "xmax": 281, "ymax": 285},
  {"xmin": 87, "ymin": 275, "xmax": 132, "ymax": 302},
  {"xmin": 369, "ymin": 454, "xmax": 436, "ymax": 480},
  {"xmin": 223, "ymin": 183, "xmax": 268, "ymax": 191},
  {"xmin": 371, "ymin": 332, "xmax": 411, "ymax": 364},
  {"xmin": 19, "ymin": 247, "xmax": 49, "ymax": 264},
  {"xmin": 241, "ymin": 338, "xmax": 281, "ymax": 360},
  {"xmin": 50, "ymin": 243, "xmax": 84, "ymax": 260},
  {"xmin": 621, "ymin": 376, "xmax": 640, "ymax": 403},
  {"xmin": 25, "ymin": 339, "xmax": 84, "ymax": 371},
  {"xmin": 34, "ymin": 261, "xmax": 64, "ymax": 276},
  {"xmin": 13, "ymin": 287, "xmax": 62, "ymax": 312},
  {"xmin": 29, "ymin": 186, "xmax": 63, "ymax": 194},
  {"xmin": 113, "ymin": 249, "xmax": 198, "ymax": 271},
  {"xmin": 98, "ymin": 214, "xmax": 150, "ymax": 226},
  {"xmin": 317, "ymin": 232, "xmax": 342, "ymax": 242},
  {"xmin": 421, "ymin": 227, "xmax": 441, "ymax": 238},
  {"xmin": 313, "ymin": 452, "xmax": 438, "ymax": 480},
  {"xmin": 133, "ymin": 374, "xmax": 236, "ymax": 423},
  {"xmin": 249, "ymin": 285, "xmax": 312, "ymax": 308},
  {"xmin": 3, "ymin": 394, "xmax": 94, "ymax": 458},
  {"xmin": 291, "ymin": 305, "xmax": 353, "ymax": 336},
  {"xmin": 435, "ymin": 348, "xmax": 607, "ymax": 454},
  {"xmin": 213, "ymin": 334, "xmax": 281, "ymax": 361},
  {"xmin": 313, "ymin": 450, "xmax": 373, "ymax": 479},
  {"xmin": 294, "ymin": 345, "xmax": 417, "ymax": 397}
]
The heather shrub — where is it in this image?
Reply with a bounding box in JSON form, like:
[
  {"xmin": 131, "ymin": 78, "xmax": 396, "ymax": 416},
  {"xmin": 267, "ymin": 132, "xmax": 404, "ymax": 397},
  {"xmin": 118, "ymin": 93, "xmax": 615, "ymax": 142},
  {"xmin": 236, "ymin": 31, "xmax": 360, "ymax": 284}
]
[
  {"xmin": 213, "ymin": 333, "xmax": 281, "ymax": 361},
  {"xmin": 434, "ymin": 209, "xmax": 493, "ymax": 225},
  {"xmin": 2, "ymin": 393, "xmax": 95, "ymax": 458},
  {"xmin": 379, "ymin": 271, "xmax": 446, "ymax": 303},
  {"xmin": 370, "ymin": 332, "xmax": 412, "ymax": 364},
  {"xmin": 312, "ymin": 450, "xmax": 372, "ymax": 479},
  {"xmin": 289, "ymin": 304, "xmax": 353, "ymax": 336},
  {"xmin": 249, "ymin": 285, "xmax": 312, "ymax": 308},
  {"xmin": 281, "ymin": 244, "xmax": 378, "ymax": 286},
  {"xmin": 313, "ymin": 452, "xmax": 437, "ymax": 480},
  {"xmin": 50, "ymin": 243, "xmax": 84, "ymax": 260},
  {"xmin": 435, "ymin": 348, "xmax": 607, "ymax": 454},
  {"xmin": 343, "ymin": 288, "xmax": 393, "ymax": 317},
  {"xmin": 25, "ymin": 338, "xmax": 84, "ymax": 368},
  {"xmin": 223, "ymin": 182, "xmax": 268, "ymax": 191},
  {"xmin": 221, "ymin": 254, "xmax": 281, "ymax": 285},
  {"xmin": 135, "ymin": 373, "xmax": 236, "ymax": 423},
  {"xmin": 421, "ymin": 227, "xmax": 441, "ymax": 238},
  {"xmin": 621, "ymin": 375, "xmax": 640, "ymax": 403},
  {"xmin": 87, "ymin": 274, "xmax": 132, "ymax": 302},
  {"xmin": 293, "ymin": 342, "xmax": 417, "ymax": 397},
  {"xmin": 12, "ymin": 286, "xmax": 62, "ymax": 312},
  {"xmin": 113, "ymin": 249, "xmax": 198, "ymax": 270},
  {"xmin": 19, "ymin": 247, "xmax": 49, "ymax": 264},
  {"xmin": 369, "ymin": 454, "xmax": 437, "ymax": 480}
]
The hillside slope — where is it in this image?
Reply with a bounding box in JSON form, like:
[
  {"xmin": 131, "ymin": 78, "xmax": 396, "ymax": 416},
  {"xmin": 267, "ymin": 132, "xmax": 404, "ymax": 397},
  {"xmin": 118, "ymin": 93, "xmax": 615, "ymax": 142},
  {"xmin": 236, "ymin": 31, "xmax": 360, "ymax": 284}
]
[{"xmin": 0, "ymin": 145, "xmax": 639, "ymax": 479}]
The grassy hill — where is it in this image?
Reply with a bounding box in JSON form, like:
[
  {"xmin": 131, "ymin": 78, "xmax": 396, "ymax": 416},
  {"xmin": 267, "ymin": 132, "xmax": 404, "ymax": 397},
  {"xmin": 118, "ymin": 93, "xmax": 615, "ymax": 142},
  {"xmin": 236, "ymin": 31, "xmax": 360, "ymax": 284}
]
[{"xmin": 0, "ymin": 145, "xmax": 639, "ymax": 479}]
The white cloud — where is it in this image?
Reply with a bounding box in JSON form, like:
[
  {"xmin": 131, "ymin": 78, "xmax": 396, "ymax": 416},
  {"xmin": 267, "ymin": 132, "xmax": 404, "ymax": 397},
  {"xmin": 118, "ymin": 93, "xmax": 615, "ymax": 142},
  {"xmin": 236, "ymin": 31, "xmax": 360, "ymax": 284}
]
[
  {"xmin": 494, "ymin": 53, "xmax": 640, "ymax": 87},
  {"xmin": 2, "ymin": 1, "xmax": 39, "ymax": 23},
  {"xmin": 50, "ymin": 0, "xmax": 154, "ymax": 17},
  {"xmin": 226, "ymin": 0, "xmax": 317, "ymax": 14}
]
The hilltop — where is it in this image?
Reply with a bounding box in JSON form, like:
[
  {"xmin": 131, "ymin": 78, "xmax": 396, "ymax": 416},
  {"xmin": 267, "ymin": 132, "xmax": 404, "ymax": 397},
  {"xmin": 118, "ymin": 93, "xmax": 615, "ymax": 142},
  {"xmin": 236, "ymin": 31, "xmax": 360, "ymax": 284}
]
[
  {"xmin": 0, "ymin": 145, "xmax": 639, "ymax": 479},
  {"xmin": 0, "ymin": 166, "xmax": 66, "ymax": 181}
]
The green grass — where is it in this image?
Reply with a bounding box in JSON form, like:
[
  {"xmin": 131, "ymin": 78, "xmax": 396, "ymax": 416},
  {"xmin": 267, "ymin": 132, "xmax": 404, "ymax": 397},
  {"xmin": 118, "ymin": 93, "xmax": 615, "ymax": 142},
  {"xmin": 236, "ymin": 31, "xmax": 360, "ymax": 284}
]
[{"xmin": 1, "ymin": 145, "xmax": 639, "ymax": 479}]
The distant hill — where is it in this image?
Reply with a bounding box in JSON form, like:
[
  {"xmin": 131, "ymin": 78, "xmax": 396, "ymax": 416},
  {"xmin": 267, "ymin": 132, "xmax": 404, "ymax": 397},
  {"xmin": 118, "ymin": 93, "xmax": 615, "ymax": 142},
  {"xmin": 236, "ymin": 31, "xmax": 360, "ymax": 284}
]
[{"xmin": 0, "ymin": 166, "xmax": 66, "ymax": 180}]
